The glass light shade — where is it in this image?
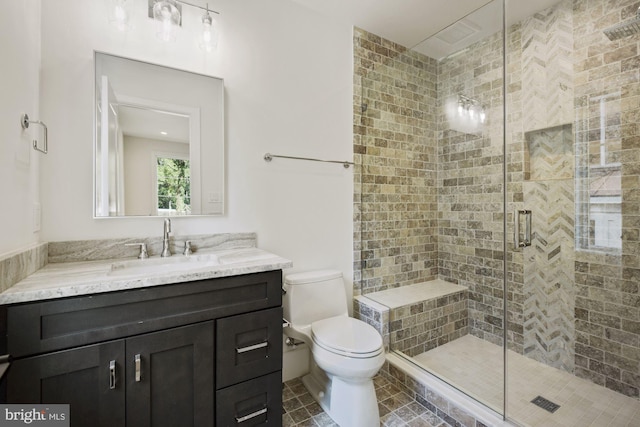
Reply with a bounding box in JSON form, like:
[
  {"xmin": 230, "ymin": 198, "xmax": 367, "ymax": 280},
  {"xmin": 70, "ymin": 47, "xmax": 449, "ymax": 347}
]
[
  {"xmin": 108, "ymin": 0, "xmax": 131, "ymax": 31},
  {"xmin": 199, "ymin": 12, "xmax": 219, "ymax": 52},
  {"xmin": 153, "ymin": 0, "xmax": 181, "ymax": 42}
]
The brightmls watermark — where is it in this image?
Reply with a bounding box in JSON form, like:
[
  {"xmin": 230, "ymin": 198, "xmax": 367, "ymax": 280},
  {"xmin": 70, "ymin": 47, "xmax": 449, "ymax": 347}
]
[{"xmin": 0, "ymin": 405, "xmax": 69, "ymax": 426}]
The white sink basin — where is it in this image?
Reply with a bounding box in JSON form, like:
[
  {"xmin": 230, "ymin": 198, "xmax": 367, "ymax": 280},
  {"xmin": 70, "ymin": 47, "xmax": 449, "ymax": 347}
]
[{"xmin": 108, "ymin": 254, "xmax": 220, "ymax": 277}]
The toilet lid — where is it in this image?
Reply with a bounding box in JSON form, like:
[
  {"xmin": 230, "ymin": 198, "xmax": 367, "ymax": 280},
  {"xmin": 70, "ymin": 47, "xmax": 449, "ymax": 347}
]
[{"xmin": 311, "ymin": 317, "xmax": 383, "ymax": 356}]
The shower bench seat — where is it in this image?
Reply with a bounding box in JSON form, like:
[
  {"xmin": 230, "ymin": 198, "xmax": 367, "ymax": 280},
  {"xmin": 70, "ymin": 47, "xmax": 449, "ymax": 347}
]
[{"xmin": 355, "ymin": 280, "xmax": 469, "ymax": 357}]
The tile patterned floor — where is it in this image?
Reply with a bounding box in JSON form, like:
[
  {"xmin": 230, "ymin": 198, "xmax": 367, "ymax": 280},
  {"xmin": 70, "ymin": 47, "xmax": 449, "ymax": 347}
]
[
  {"xmin": 282, "ymin": 375, "xmax": 448, "ymax": 427},
  {"xmin": 413, "ymin": 335, "xmax": 640, "ymax": 427}
]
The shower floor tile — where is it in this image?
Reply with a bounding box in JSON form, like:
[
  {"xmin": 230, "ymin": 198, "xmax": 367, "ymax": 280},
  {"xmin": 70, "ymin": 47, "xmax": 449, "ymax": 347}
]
[
  {"xmin": 282, "ymin": 375, "xmax": 448, "ymax": 427},
  {"xmin": 412, "ymin": 335, "xmax": 640, "ymax": 427}
]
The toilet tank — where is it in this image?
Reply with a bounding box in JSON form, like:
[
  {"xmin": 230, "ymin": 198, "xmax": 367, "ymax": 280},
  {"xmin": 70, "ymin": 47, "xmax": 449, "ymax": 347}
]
[{"xmin": 283, "ymin": 270, "xmax": 348, "ymax": 328}]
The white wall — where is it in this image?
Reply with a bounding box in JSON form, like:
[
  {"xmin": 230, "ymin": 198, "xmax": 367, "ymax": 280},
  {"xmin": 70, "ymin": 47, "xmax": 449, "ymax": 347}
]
[
  {"xmin": 0, "ymin": 0, "xmax": 41, "ymax": 256},
  {"xmin": 37, "ymin": 0, "xmax": 353, "ymax": 379}
]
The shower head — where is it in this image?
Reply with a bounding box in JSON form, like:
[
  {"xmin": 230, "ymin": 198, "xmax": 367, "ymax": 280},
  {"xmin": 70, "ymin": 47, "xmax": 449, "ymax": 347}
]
[{"xmin": 604, "ymin": 7, "xmax": 640, "ymax": 40}]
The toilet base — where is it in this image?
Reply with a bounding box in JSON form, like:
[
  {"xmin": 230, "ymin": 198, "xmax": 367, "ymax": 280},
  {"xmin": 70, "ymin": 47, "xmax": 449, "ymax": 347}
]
[{"xmin": 302, "ymin": 363, "xmax": 380, "ymax": 427}]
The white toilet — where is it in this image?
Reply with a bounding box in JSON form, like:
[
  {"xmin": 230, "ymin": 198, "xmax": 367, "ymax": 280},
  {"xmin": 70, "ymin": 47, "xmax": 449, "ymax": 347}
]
[{"xmin": 283, "ymin": 270, "xmax": 385, "ymax": 427}]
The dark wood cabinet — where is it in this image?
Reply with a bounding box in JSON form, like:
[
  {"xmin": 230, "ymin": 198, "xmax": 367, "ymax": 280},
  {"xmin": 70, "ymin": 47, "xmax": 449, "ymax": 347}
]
[
  {"xmin": 125, "ymin": 322, "xmax": 214, "ymax": 427},
  {"xmin": 8, "ymin": 340, "xmax": 125, "ymax": 427},
  {"xmin": 2, "ymin": 270, "xmax": 283, "ymax": 427}
]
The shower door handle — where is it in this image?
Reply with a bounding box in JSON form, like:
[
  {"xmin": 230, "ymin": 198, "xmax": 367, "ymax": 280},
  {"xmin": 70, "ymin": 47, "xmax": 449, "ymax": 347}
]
[{"xmin": 515, "ymin": 209, "xmax": 532, "ymax": 248}]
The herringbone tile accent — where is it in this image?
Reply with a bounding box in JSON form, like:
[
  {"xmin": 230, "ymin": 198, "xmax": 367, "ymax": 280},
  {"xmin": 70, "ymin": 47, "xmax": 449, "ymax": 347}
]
[
  {"xmin": 521, "ymin": 0, "xmax": 573, "ymax": 132},
  {"xmin": 526, "ymin": 124, "xmax": 574, "ymax": 180},
  {"xmin": 523, "ymin": 178, "xmax": 575, "ymax": 373}
]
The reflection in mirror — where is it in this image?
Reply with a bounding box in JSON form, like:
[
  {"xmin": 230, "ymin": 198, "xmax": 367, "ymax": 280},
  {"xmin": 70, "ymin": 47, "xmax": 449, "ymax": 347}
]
[
  {"xmin": 576, "ymin": 91, "xmax": 622, "ymax": 252},
  {"xmin": 94, "ymin": 52, "xmax": 224, "ymax": 217}
]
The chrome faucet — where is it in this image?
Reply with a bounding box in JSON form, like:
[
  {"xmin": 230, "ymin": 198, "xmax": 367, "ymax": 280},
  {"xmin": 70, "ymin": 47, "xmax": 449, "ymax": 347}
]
[{"xmin": 161, "ymin": 218, "xmax": 172, "ymax": 257}]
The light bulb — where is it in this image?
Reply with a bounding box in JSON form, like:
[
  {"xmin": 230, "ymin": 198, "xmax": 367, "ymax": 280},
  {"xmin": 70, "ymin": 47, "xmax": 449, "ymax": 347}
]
[
  {"xmin": 108, "ymin": 0, "xmax": 130, "ymax": 31},
  {"xmin": 115, "ymin": 5, "xmax": 126, "ymax": 23},
  {"xmin": 480, "ymin": 109, "xmax": 486, "ymax": 123},
  {"xmin": 199, "ymin": 10, "xmax": 218, "ymax": 52},
  {"xmin": 153, "ymin": 0, "xmax": 180, "ymax": 42}
]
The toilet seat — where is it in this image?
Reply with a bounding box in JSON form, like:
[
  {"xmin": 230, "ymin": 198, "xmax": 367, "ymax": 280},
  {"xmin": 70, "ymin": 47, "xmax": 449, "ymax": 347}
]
[{"xmin": 311, "ymin": 316, "xmax": 383, "ymax": 359}]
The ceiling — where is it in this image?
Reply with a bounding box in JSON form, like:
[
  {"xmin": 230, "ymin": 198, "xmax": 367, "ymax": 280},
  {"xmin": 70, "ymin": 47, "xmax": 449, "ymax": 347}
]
[
  {"xmin": 291, "ymin": 0, "xmax": 562, "ymax": 58},
  {"xmin": 118, "ymin": 105, "xmax": 189, "ymax": 144}
]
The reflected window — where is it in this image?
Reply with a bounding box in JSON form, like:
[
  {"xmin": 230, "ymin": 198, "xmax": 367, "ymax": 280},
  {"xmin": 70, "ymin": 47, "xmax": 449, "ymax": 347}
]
[
  {"xmin": 576, "ymin": 92, "xmax": 622, "ymax": 251},
  {"xmin": 156, "ymin": 157, "xmax": 191, "ymax": 216}
]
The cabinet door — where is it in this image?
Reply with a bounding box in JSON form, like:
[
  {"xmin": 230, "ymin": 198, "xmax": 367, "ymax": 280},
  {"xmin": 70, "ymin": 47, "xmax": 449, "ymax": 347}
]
[
  {"xmin": 7, "ymin": 340, "xmax": 125, "ymax": 427},
  {"xmin": 125, "ymin": 321, "xmax": 214, "ymax": 427}
]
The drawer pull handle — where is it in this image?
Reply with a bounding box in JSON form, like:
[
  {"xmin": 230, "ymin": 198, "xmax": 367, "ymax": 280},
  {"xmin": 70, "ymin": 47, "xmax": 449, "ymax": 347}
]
[
  {"xmin": 235, "ymin": 407, "xmax": 267, "ymax": 423},
  {"xmin": 135, "ymin": 354, "xmax": 142, "ymax": 382},
  {"xmin": 109, "ymin": 360, "xmax": 117, "ymax": 390},
  {"xmin": 236, "ymin": 341, "xmax": 268, "ymax": 354}
]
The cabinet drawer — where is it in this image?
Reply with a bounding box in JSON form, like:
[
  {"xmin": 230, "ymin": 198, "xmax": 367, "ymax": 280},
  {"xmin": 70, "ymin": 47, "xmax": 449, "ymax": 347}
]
[
  {"xmin": 216, "ymin": 307, "xmax": 282, "ymax": 389},
  {"xmin": 5, "ymin": 270, "xmax": 282, "ymax": 358},
  {"xmin": 216, "ymin": 371, "xmax": 282, "ymax": 427}
]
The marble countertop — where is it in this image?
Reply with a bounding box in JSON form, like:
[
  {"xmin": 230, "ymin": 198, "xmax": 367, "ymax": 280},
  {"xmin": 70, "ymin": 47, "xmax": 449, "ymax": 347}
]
[{"xmin": 0, "ymin": 248, "xmax": 292, "ymax": 305}]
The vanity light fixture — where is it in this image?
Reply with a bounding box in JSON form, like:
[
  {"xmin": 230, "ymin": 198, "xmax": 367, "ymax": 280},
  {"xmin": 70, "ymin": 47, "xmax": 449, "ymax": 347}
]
[
  {"xmin": 457, "ymin": 94, "xmax": 486, "ymax": 124},
  {"xmin": 109, "ymin": 0, "xmax": 220, "ymax": 51},
  {"xmin": 146, "ymin": 0, "xmax": 220, "ymax": 50}
]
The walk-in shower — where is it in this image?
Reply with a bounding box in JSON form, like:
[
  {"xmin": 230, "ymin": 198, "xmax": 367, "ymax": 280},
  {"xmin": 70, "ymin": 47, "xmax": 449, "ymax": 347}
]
[{"xmin": 354, "ymin": 0, "xmax": 640, "ymax": 425}]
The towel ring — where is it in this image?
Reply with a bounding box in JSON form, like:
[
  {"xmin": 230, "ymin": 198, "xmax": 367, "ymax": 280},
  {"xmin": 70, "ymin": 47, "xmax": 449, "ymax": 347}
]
[{"xmin": 21, "ymin": 113, "xmax": 48, "ymax": 154}]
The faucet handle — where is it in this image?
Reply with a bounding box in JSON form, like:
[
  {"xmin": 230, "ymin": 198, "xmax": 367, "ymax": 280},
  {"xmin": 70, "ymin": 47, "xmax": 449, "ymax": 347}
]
[
  {"xmin": 125, "ymin": 243, "xmax": 149, "ymax": 259},
  {"xmin": 183, "ymin": 240, "xmax": 193, "ymax": 256}
]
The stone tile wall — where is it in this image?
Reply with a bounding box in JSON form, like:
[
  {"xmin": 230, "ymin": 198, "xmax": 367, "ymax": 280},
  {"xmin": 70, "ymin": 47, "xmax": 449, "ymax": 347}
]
[
  {"xmin": 388, "ymin": 290, "xmax": 468, "ymax": 357},
  {"xmin": 353, "ymin": 27, "xmax": 439, "ymax": 295},
  {"xmin": 355, "ymin": 290, "xmax": 468, "ymax": 357},
  {"xmin": 354, "ymin": 295, "xmax": 390, "ymax": 350},
  {"xmin": 436, "ymin": 29, "xmax": 507, "ymax": 349}
]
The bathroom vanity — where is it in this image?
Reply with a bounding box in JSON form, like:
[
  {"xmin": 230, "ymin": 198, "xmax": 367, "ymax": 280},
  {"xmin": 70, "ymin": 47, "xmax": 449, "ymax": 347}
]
[{"xmin": 0, "ymin": 246, "xmax": 291, "ymax": 427}]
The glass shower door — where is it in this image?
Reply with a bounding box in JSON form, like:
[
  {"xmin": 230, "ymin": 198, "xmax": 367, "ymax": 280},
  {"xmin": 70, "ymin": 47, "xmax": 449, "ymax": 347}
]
[{"xmin": 505, "ymin": 0, "xmax": 640, "ymax": 425}]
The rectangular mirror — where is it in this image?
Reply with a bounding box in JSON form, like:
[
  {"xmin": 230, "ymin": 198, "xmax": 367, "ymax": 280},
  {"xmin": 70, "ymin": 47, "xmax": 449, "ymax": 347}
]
[{"xmin": 94, "ymin": 52, "xmax": 224, "ymax": 217}]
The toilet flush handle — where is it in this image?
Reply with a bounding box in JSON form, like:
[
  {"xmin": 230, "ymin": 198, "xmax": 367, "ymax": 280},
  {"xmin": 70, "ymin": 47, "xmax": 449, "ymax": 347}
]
[{"xmin": 285, "ymin": 337, "xmax": 303, "ymax": 348}]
